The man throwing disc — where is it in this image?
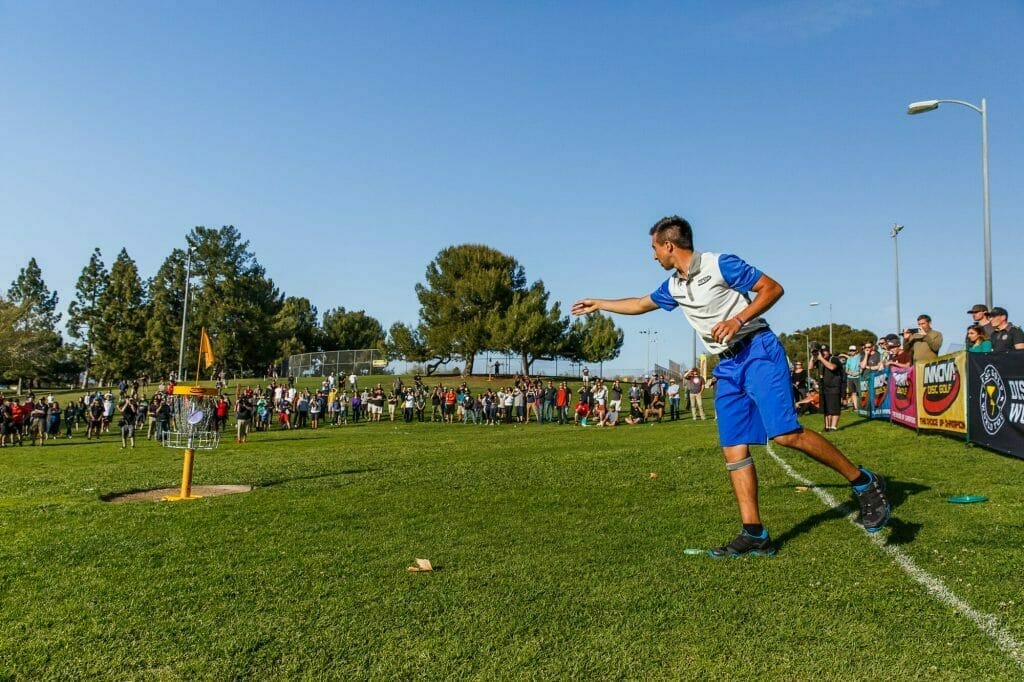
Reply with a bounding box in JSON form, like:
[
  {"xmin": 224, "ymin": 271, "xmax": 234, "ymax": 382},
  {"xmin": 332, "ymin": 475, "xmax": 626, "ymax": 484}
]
[{"xmin": 572, "ymin": 216, "xmax": 891, "ymax": 557}]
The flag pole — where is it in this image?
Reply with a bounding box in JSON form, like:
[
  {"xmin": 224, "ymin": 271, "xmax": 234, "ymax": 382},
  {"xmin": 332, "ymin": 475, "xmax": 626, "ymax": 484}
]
[{"xmin": 196, "ymin": 327, "xmax": 205, "ymax": 386}]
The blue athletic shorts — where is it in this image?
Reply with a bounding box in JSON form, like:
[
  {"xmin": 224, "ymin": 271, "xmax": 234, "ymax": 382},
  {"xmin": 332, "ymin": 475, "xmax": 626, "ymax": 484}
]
[{"xmin": 712, "ymin": 330, "xmax": 802, "ymax": 447}]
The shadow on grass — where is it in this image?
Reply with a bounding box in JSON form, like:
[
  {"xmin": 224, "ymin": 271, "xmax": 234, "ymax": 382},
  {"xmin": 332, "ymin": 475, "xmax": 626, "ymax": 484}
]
[
  {"xmin": 257, "ymin": 468, "xmax": 380, "ymax": 488},
  {"xmin": 774, "ymin": 478, "xmax": 929, "ymax": 551},
  {"xmin": 833, "ymin": 418, "xmax": 875, "ymax": 432}
]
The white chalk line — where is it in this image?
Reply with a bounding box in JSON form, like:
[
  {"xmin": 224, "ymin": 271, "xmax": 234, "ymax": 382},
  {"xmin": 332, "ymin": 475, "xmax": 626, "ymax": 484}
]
[{"xmin": 764, "ymin": 443, "xmax": 1023, "ymax": 670}]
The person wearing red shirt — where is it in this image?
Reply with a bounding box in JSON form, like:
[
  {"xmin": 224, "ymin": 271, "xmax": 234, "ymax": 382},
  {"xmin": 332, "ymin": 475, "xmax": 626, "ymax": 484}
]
[
  {"xmin": 444, "ymin": 388, "xmax": 457, "ymax": 424},
  {"xmin": 9, "ymin": 399, "xmax": 26, "ymax": 445},
  {"xmin": 574, "ymin": 392, "xmax": 591, "ymax": 426},
  {"xmin": 555, "ymin": 382, "xmax": 570, "ymax": 425}
]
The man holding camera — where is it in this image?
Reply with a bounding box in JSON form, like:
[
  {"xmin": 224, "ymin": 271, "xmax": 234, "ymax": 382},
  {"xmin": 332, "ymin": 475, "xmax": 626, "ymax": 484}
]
[
  {"xmin": 808, "ymin": 345, "xmax": 844, "ymax": 431},
  {"xmin": 903, "ymin": 314, "xmax": 943, "ymax": 363}
]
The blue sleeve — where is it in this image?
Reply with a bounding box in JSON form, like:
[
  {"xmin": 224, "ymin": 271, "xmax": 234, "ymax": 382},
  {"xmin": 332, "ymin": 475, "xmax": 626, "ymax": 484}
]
[
  {"xmin": 649, "ymin": 279, "xmax": 678, "ymax": 312},
  {"xmin": 719, "ymin": 254, "xmax": 763, "ymax": 293}
]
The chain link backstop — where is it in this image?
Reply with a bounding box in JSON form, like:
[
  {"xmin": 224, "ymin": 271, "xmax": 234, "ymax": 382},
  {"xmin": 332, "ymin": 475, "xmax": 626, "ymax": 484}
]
[{"xmin": 284, "ymin": 349, "xmax": 385, "ymax": 378}]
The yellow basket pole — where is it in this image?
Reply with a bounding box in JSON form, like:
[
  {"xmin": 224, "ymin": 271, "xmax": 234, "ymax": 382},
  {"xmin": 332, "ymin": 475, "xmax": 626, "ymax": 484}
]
[
  {"xmin": 164, "ymin": 447, "xmax": 203, "ymax": 501},
  {"xmin": 180, "ymin": 447, "xmax": 195, "ymax": 498}
]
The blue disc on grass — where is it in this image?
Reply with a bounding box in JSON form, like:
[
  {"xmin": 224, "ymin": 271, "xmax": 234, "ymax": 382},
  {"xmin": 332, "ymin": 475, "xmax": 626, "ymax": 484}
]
[{"xmin": 948, "ymin": 495, "xmax": 988, "ymax": 504}]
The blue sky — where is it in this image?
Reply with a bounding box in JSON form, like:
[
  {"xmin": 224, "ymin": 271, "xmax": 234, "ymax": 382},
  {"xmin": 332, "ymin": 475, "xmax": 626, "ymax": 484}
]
[{"xmin": 2, "ymin": 1, "xmax": 1022, "ymax": 371}]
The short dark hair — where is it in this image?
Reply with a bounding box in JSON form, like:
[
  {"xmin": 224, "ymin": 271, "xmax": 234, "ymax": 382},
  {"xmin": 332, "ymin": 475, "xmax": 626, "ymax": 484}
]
[
  {"xmin": 649, "ymin": 215, "xmax": 694, "ymax": 249},
  {"xmin": 918, "ymin": 314, "xmax": 932, "ymax": 322}
]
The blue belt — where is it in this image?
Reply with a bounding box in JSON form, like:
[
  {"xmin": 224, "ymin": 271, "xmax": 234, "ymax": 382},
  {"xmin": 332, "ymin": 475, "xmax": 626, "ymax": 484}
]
[{"xmin": 719, "ymin": 327, "xmax": 770, "ymax": 360}]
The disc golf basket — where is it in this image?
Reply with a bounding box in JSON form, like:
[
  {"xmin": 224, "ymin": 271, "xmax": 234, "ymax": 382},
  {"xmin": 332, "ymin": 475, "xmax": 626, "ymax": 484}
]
[{"xmin": 162, "ymin": 385, "xmax": 221, "ymax": 501}]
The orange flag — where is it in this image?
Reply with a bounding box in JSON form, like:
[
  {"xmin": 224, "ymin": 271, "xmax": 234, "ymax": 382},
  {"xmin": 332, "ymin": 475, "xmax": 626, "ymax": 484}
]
[{"xmin": 198, "ymin": 328, "xmax": 216, "ymax": 371}]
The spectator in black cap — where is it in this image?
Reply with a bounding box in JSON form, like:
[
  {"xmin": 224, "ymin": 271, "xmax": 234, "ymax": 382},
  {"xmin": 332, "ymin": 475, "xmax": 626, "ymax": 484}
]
[
  {"xmin": 965, "ymin": 304, "xmax": 994, "ymax": 345},
  {"xmin": 883, "ymin": 334, "xmax": 911, "ymax": 368},
  {"xmin": 989, "ymin": 307, "xmax": 1024, "ymax": 351}
]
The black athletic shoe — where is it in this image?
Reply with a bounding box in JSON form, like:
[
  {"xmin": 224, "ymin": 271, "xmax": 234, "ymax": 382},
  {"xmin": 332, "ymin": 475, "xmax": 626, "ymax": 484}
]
[
  {"xmin": 708, "ymin": 530, "xmax": 777, "ymax": 558},
  {"xmin": 853, "ymin": 467, "xmax": 891, "ymax": 533}
]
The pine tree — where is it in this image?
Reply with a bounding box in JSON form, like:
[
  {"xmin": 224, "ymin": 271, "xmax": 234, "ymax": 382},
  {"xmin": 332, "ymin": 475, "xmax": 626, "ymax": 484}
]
[
  {"xmin": 7, "ymin": 257, "xmax": 61, "ymax": 332},
  {"xmin": 0, "ymin": 297, "xmax": 54, "ymax": 385},
  {"xmin": 185, "ymin": 226, "xmax": 283, "ymax": 376},
  {"xmin": 386, "ymin": 322, "xmax": 432, "ymax": 368},
  {"xmin": 566, "ymin": 313, "xmax": 624, "ymax": 369},
  {"xmin": 488, "ymin": 281, "xmax": 569, "ymax": 375},
  {"xmin": 274, "ymin": 296, "xmax": 322, "ymax": 360},
  {"xmin": 143, "ymin": 249, "xmax": 188, "ymax": 379},
  {"xmin": 67, "ymin": 248, "xmax": 108, "ymax": 387},
  {"xmin": 6, "ymin": 258, "xmax": 62, "ymax": 386},
  {"xmin": 415, "ymin": 244, "xmax": 526, "ymax": 375},
  {"xmin": 322, "ymin": 307, "xmax": 386, "ymax": 353},
  {"xmin": 93, "ymin": 249, "xmax": 146, "ymax": 381}
]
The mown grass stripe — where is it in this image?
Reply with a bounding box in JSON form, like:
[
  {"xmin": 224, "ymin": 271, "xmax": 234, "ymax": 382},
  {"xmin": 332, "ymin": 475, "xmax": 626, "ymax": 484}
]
[{"xmin": 765, "ymin": 442, "xmax": 1024, "ymax": 670}]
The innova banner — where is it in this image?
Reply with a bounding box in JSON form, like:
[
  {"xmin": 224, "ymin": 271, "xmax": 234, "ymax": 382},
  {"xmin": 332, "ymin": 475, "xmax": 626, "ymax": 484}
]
[
  {"xmin": 915, "ymin": 351, "xmax": 967, "ymax": 436},
  {"xmin": 857, "ymin": 375, "xmax": 872, "ymax": 418},
  {"xmin": 967, "ymin": 352, "xmax": 1024, "ymax": 459},
  {"xmin": 869, "ymin": 369, "xmax": 891, "ymax": 420},
  {"xmin": 888, "ymin": 365, "xmax": 917, "ymax": 429}
]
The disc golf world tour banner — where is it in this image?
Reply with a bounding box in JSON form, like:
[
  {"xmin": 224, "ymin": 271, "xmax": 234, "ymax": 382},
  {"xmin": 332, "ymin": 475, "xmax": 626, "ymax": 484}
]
[
  {"xmin": 888, "ymin": 365, "xmax": 917, "ymax": 429},
  {"xmin": 967, "ymin": 352, "xmax": 1024, "ymax": 459},
  {"xmin": 915, "ymin": 351, "xmax": 968, "ymax": 438},
  {"xmin": 855, "ymin": 369, "xmax": 891, "ymax": 421}
]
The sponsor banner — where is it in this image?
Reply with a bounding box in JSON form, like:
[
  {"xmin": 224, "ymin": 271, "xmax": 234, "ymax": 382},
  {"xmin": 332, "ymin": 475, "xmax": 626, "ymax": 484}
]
[
  {"xmin": 967, "ymin": 352, "xmax": 1024, "ymax": 459},
  {"xmin": 857, "ymin": 375, "xmax": 872, "ymax": 418},
  {"xmin": 889, "ymin": 365, "xmax": 917, "ymax": 429},
  {"xmin": 870, "ymin": 369, "xmax": 891, "ymax": 420},
  {"xmin": 915, "ymin": 351, "xmax": 968, "ymax": 436}
]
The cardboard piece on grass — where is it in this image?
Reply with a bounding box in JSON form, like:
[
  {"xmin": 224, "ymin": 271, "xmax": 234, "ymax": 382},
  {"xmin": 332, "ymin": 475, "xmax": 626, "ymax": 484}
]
[
  {"xmin": 407, "ymin": 558, "xmax": 434, "ymax": 573},
  {"xmin": 649, "ymin": 472, "xmax": 658, "ymax": 479}
]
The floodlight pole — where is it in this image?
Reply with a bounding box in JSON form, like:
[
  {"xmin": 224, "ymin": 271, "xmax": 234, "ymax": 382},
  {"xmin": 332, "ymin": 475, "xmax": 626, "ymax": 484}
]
[
  {"xmin": 907, "ymin": 97, "xmax": 992, "ymax": 308},
  {"xmin": 639, "ymin": 329, "xmax": 658, "ymax": 374},
  {"xmin": 794, "ymin": 332, "xmax": 812, "ymax": 392},
  {"xmin": 177, "ymin": 246, "xmax": 195, "ymax": 382},
  {"xmin": 809, "ymin": 302, "xmax": 832, "ymax": 350},
  {"xmin": 891, "ymin": 224, "xmax": 904, "ymax": 334}
]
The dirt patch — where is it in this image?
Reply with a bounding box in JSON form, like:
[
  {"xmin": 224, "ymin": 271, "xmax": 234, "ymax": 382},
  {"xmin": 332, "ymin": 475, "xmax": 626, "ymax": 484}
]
[{"xmin": 104, "ymin": 485, "xmax": 253, "ymax": 504}]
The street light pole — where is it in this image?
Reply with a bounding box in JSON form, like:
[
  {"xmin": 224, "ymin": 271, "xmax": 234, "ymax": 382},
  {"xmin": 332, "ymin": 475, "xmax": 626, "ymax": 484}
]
[
  {"xmin": 639, "ymin": 329, "xmax": 658, "ymax": 374},
  {"xmin": 177, "ymin": 246, "xmax": 196, "ymax": 382},
  {"xmin": 809, "ymin": 302, "xmax": 833, "ymax": 350},
  {"xmin": 891, "ymin": 223, "xmax": 904, "ymax": 334},
  {"xmin": 908, "ymin": 97, "xmax": 992, "ymax": 308},
  {"xmin": 794, "ymin": 332, "xmax": 812, "ymax": 393}
]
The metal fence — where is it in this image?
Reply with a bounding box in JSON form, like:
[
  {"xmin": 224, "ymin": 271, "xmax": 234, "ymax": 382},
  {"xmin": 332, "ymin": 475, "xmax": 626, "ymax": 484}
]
[{"xmin": 284, "ymin": 349, "xmax": 386, "ymax": 379}]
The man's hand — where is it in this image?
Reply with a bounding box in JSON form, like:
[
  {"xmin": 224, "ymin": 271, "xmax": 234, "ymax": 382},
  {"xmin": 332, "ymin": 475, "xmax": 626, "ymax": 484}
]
[
  {"xmin": 710, "ymin": 317, "xmax": 743, "ymax": 344},
  {"xmin": 572, "ymin": 296, "xmax": 658, "ymax": 316},
  {"xmin": 571, "ymin": 299, "xmax": 601, "ymax": 316}
]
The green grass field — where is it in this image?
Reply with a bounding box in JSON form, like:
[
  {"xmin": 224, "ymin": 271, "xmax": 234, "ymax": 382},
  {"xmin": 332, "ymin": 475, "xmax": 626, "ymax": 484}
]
[{"xmin": 1, "ymin": 380, "xmax": 1022, "ymax": 679}]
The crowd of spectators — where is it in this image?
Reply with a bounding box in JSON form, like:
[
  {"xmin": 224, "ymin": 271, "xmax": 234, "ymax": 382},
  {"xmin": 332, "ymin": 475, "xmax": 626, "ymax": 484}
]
[
  {"xmin": 789, "ymin": 304, "xmax": 1024, "ymax": 428},
  {"xmin": 6, "ymin": 305, "xmax": 1019, "ymax": 447},
  {"xmin": 0, "ymin": 370, "xmax": 716, "ymax": 447}
]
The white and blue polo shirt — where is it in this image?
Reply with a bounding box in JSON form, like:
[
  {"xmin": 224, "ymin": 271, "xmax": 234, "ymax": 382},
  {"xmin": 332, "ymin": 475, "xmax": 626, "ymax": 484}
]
[{"xmin": 649, "ymin": 251, "xmax": 769, "ymax": 355}]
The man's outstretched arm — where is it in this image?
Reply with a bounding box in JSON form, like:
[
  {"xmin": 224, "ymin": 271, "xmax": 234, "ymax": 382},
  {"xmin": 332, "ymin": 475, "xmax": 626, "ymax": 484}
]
[{"xmin": 572, "ymin": 295, "xmax": 659, "ymax": 316}]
